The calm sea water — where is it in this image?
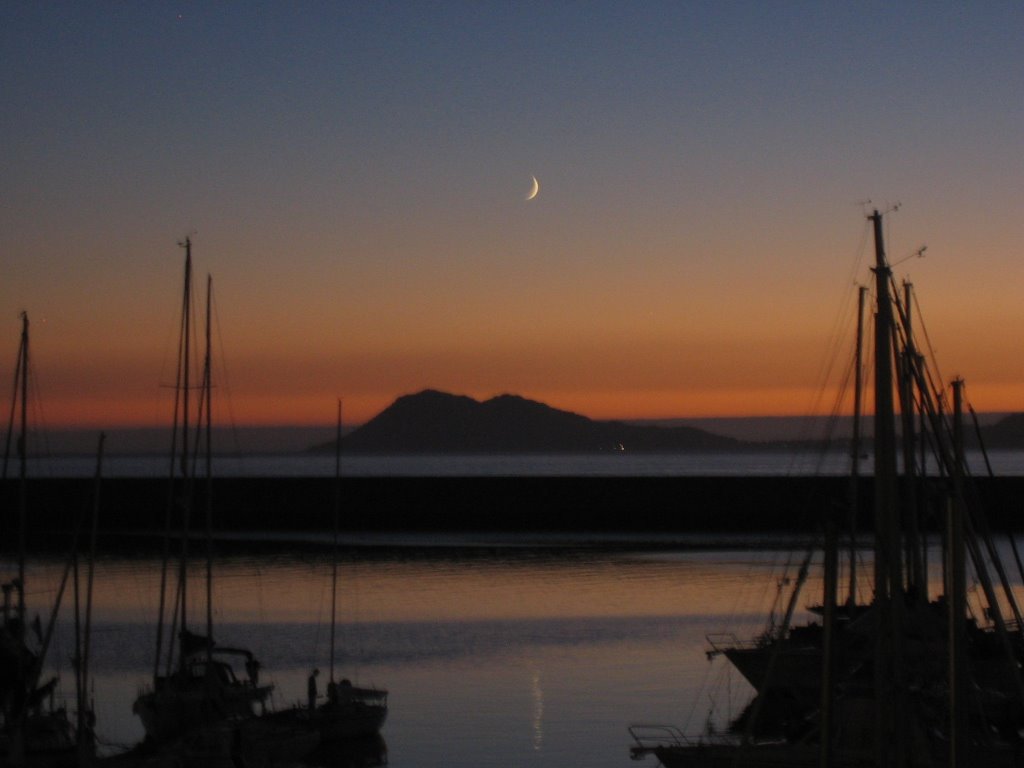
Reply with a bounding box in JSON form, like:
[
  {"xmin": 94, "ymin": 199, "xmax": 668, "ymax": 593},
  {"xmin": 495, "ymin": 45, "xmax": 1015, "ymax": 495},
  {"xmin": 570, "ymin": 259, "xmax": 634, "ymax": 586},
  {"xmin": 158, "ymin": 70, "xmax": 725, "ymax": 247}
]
[
  {"xmin": 17, "ymin": 545, "xmax": 805, "ymax": 767},
  {"xmin": 22, "ymin": 449, "xmax": 1024, "ymax": 477},
  {"xmin": 19, "ymin": 536, "xmax": 1024, "ymax": 768}
]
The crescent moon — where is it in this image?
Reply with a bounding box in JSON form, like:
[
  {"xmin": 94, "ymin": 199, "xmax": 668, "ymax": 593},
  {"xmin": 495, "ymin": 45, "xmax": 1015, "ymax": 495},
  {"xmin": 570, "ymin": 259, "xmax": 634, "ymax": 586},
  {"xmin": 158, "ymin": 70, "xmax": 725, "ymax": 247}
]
[{"xmin": 525, "ymin": 176, "xmax": 539, "ymax": 201}]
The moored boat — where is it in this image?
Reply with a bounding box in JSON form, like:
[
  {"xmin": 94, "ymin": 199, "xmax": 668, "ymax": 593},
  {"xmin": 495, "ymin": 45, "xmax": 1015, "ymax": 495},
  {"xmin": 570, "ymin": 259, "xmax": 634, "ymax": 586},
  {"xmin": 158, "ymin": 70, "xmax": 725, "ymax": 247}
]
[
  {"xmin": 630, "ymin": 209, "xmax": 1024, "ymax": 767},
  {"xmin": 1, "ymin": 313, "xmax": 95, "ymax": 768},
  {"xmin": 316, "ymin": 678, "xmax": 388, "ymax": 741},
  {"xmin": 130, "ymin": 239, "xmax": 318, "ymax": 764},
  {"xmin": 304, "ymin": 401, "xmax": 388, "ymax": 742}
]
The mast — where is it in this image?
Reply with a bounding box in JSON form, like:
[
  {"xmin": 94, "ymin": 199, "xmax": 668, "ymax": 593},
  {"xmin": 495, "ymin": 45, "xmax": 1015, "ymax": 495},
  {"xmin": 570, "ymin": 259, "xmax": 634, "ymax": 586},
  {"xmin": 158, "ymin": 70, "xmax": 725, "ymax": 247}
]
[
  {"xmin": 330, "ymin": 398, "xmax": 342, "ymax": 685},
  {"xmin": 871, "ymin": 211, "xmax": 901, "ymax": 607},
  {"xmin": 898, "ymin": 282, "xmax": 924, "ymax": 600},
  {"xmin": 17, "ymin": 312, "xmax": 28, "ymax": 632},
  {"xmin": 154, "ymin": 238, "xmax": 194, "ymax": 679},
  {"xmin": 846, "ymin": 285, "xmax": 866, "ymax": 606},
  {"xmin": 4, "ymin": 313, "xmax": 29, "ymax": 768},
  {"xmin": 948, "ymin": 380, "xmax": 967, "ymax": 768},
  {"xmin": 818, "ymin": 504, "xmax": 838, "ymax": 768},
  {"xmin": 177, "ymin": 237, "xmax": 193, "ymax": 651},
  {"xmin": 869, "ymin": 209, "xmax": 905, "ymax": 768},
  {"xmin": 78, "ymin": 432, "xmax": 104, "ymax": 762},
  {"xmin": 203, "ymin": 274, "xmax": 214, "ymax": 659}
]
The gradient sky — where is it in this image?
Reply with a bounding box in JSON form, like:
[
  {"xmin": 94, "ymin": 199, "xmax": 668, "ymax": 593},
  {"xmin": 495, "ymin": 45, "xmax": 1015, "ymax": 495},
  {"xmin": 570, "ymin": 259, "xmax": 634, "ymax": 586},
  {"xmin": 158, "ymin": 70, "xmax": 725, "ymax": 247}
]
[{"xmin": 2, "ymin": 2, "xmax": 1022, "ymax": 427}]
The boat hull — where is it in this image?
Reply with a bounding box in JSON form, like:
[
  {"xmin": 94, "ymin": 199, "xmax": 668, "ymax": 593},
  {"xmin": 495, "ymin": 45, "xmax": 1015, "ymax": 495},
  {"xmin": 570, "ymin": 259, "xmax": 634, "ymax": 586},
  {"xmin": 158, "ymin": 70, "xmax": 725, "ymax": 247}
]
[
  {"xmin": 319, "ymin": 701, "xmax": 388, "ymax": 740},
  {"xmin": 133, "ymin": 669, "xmax": 272, "ymax": 744},
  {"xmin": 317, "ymin": 684, "xmax": 388, "ymax": 741}
]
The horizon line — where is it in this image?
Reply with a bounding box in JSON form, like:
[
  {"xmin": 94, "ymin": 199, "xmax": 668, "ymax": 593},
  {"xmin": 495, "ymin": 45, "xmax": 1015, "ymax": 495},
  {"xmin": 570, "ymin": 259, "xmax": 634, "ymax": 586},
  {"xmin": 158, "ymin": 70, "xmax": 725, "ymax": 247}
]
[{"xmin": 31, "ymin": 409, "xmax": 1018, "ymax": 433}]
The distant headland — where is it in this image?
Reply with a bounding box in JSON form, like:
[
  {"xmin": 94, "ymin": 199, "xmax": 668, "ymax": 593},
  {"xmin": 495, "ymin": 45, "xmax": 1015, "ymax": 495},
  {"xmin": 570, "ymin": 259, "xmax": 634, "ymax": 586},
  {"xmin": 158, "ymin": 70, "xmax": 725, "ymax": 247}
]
[
  {"xmin": 310, "ymin": 389, "xmax": 1024, "ymax": 455},
  {"xmin": 311, "ymin": 389, "xmax": 743, "ymax": 455}
]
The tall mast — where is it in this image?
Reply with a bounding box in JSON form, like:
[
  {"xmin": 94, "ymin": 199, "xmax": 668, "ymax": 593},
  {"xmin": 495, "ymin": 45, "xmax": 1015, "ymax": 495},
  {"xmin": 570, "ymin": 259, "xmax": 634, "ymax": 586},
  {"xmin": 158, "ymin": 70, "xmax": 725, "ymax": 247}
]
[
  {"xmin": 898, "ymin": 282, "xmax": 924, "ymax": 600},
  {"xmin": 871, "ymin": 210, "xmax": 901, "ymax": 607},
  {"xmin": 16, "ymin": 312, "xmax": 28, "ymax": 632},
  {"xmin": 329, "ymin": 398, "xmax": 342, "ymax": 685},
  {"xmin": 948, "ymin": 379, "xmax": 968, "ymax": 768},
  {"xmin": 203, "ymin": 274, "xmax": 213, "ymax": 658},
  {"xmin": 178, "ymin": 237, "xmax": 193, "ymax": 645},
  {"xmin": 154, "ymin": 238, "xmax": 193, "ymax": 678},
  {"xmin": 818, "ymin": 501, "xmax": 838, "ymax": 768},
  {"xmin": 846, "ymin": 285, "xmax": 866, "ymax": 606},
  {"xmin": 78, "ymin": 432, "xmax": 104, "ymax": 761},
  {"xmin": 870, "ymin": 209, "xmax": 904, "ymax": 768}
]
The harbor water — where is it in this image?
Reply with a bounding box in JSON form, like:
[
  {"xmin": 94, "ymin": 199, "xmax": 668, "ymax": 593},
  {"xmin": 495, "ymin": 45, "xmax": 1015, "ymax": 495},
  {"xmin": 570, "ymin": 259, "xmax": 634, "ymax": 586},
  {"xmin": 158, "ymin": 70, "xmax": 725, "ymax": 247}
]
[
  {"xmin": 21, "ymin": 543, "xmax": 801, "ymax": 767},
  {"xmin": 21, "ymin": 533, "xmax": 1024, "ymax": 767}
]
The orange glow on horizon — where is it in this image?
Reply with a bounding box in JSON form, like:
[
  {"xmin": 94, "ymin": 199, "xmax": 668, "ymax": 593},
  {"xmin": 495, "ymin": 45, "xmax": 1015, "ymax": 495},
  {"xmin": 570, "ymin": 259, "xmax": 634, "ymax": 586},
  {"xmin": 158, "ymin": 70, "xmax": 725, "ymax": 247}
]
[
  {"xmin": 30, "ymin": 381, "xmax": 1024, "ymax": 431},
  {"xmin": 4, "ymin": 6, "xmax": 1023, "ymax": 441}
]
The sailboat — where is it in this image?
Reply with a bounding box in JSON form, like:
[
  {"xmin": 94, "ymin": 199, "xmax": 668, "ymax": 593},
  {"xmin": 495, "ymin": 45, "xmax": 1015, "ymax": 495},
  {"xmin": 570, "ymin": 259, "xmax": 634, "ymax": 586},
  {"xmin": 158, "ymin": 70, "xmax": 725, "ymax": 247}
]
[
  {"xmin": 311, "ymin": 401, "xmax": 387, "ymax": 743},
  {"xmin": 1, "ymin": 313, "xmax": 97, "ymax": 768},
  {"xmin": 629, "ymin": 210, "xmax": 1024, "ymax": 767},
  {"xmin": 130, "ymin": 240, "xmax": 318, "ymax": 766}
]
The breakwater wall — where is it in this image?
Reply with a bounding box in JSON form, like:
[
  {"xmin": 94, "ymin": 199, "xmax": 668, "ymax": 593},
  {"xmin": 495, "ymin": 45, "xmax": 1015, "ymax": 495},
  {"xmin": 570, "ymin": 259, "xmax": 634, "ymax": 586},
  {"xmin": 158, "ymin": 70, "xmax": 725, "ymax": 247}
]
[{"xmin": 3, "ymin": 476, "xmax": 1024, "ymax": 544}]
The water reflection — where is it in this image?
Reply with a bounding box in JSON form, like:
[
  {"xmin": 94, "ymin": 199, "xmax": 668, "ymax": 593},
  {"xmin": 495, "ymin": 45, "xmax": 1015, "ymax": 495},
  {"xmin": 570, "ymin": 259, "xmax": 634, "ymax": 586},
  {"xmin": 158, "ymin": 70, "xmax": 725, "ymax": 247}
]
[
  {"xmin": 16, "ymin": 545, "xmax": 852, "ymax": 767},
  {"xmin": 50, "ymin": 547, "xmax": 791, "ymax": 625},
  {"xmin": 529, "ymin": 666, "xmax": 543, "ymax": 751}
]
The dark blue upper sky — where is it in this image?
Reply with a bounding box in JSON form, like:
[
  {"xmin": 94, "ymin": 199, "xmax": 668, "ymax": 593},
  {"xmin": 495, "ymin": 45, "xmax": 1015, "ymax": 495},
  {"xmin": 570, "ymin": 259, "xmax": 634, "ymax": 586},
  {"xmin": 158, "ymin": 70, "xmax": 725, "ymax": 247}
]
[{"xmin": 2, "ymin": 2, "xmax": 1022, "ymax": 425}]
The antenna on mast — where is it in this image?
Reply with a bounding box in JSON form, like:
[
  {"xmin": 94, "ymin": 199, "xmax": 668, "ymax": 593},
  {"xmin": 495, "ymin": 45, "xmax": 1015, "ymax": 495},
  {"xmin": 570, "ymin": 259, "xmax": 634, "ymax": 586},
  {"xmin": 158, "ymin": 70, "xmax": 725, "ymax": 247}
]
[{"xmin": 891, "ymin": 245, "xmax": 927, "ymax": 267}]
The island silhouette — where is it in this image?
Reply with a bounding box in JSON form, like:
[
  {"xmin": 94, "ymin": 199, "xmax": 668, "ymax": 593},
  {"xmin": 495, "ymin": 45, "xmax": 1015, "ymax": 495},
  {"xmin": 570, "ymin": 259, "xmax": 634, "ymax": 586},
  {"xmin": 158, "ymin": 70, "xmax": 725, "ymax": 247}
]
[
  {"xmin": 314, "ymin": 389, "xmax": 744, "ymax": 454},
  {"xmin": 311, "ymin": 389, "xmax": 1024, "ymax": 456}
]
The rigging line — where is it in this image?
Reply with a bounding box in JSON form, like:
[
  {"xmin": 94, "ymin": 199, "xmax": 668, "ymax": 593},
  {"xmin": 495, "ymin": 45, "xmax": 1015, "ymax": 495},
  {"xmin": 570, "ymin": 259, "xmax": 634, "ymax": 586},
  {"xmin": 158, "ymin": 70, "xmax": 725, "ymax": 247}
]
[
  {"xmin": 798, "ymin": 287, "xmax": 860, "ymax": 448},
  {"xmin": 812, "ymin": 219, "xmax": 871, "ymax": 388},
  {"xmin": 716, "ymin": 549, "xmax": 772, "ymax": 676},
  {"xmin": 309, "ymin": 561, "xmax": 328, "ymax": 663},
  {"xmin": 153, "ymin": 272, "xmax": 187, "ymax": 428},
  {"xmin": 963, "ymin": 392, "xmax": 1024, "ymax": 628},
  {"xmin": 816, "ymin": 345, "xmax": 855, "ymax": 463},
  {"xmin": 156, "ymin": 243, "xmax": 193, "ymax": 679},
  {"xmin": 210, "ymin": 287, "xmax": 243, "ymax": 458},
  {"xmin": 852, "ymin": 310, "xmax": 873, "ymax": 562},
  {"xmin": 775, "ymin": 312, "xmax": 860, "ymax": 597},
  {"xmin": 779, "ymin": 283, "xmax": 864, "ymax": 481},
  {"xmin": 968, "ymin": 402, "xmax": 1024, "ymax": 591},
  {"xmin": 777, "ymin": 352, "xmax": 855, "ymax": 581},
  {"xmin": 896, "ymin": 292, "xmax": 948, "ymax": 438},
  {"xmin": 684, "ymin": 659, "xmax": 733, "ymax": 737},
  {"xmin": 27, "ymin": 354, "xmax": 54, "ymax": 466},
  {"xmin": 189, "ymin": 361, "xmax": 210, "ymax": 481},
  {"xmin": 725, "ymin": 548, "xmax": 783, "ymax": 645},
  {"xmin": 2, "ymin": 329, "xmax": 24, "ymax": 480},
  {"xmin": 735, "ymin": 548, "xmax": 815, "ymax": 760},
  {"xmin": 787, "ymin": 223, "xmax": 869, "ymax": 457},
  {"xmin": 848, "ymin": 220, "xmax": 872, "ymax": 296},
  {"xmin": 30, "ymin": 499, "xmax": 93, "ymax": 702},
  {"xmin": 683, "ymin": 653, "xmax": 725, "ymax": 734},
  {"xmin": 906, "ymin": 285, "xmax": 947, "ymax": 400},
  {"xmin": 810, "ymin": 220, "xmax": 871, "ymax": 400}
]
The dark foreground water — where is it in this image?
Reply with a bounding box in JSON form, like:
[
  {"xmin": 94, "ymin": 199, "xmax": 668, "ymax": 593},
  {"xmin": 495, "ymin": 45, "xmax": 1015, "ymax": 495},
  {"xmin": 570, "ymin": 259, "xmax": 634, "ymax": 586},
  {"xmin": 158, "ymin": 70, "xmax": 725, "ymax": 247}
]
[{"xmin": 16, "ymin": 535, "xmax": 1024, "ymax": 767}]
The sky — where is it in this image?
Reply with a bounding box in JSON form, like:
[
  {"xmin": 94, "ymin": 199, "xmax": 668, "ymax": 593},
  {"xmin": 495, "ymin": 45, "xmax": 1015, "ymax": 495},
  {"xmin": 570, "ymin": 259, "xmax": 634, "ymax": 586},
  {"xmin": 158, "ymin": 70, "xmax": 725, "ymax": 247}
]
[{"xmin": 2, "ymin": 2, "xmax": 1023, "ymax": 428}]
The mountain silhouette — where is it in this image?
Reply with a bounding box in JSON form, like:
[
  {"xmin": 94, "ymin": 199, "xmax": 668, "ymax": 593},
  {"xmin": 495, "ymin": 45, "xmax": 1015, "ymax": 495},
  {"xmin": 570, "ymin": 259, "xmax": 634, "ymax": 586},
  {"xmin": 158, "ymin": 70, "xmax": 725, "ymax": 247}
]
[{"xmin": 316, "ymin": 389, "xmax": 742, "ymax": 454}]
